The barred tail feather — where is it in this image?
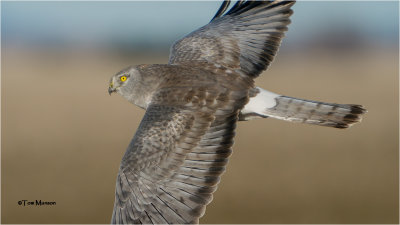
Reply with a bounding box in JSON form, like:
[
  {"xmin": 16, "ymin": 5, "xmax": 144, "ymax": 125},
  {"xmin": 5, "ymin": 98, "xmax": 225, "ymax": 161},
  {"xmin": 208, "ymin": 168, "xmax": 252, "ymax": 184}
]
[
  {"xmin": 264, "ymin": 96, "xmax": 366, "ymax": 128},
  {"xmin": 240, "ymin": 87, "xmax": 367, "ymax": 128}
]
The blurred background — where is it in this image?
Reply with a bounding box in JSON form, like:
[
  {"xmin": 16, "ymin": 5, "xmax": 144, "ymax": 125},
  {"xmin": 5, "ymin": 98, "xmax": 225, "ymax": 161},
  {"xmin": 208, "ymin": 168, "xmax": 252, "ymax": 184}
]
[{"xmin": 1, "ymin": 1, "xmax": 398, "ymax": 224}]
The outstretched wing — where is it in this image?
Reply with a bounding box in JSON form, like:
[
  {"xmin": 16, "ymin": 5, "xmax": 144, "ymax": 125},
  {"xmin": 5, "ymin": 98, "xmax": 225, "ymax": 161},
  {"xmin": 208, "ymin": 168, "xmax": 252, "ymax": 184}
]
[
  {"xmin": 169, "ymin": 0, "xmax": 295, "ymax": 77},
  {"xmin": 112, "ymin": 78, "xmax": 251, "ymax": 224}
]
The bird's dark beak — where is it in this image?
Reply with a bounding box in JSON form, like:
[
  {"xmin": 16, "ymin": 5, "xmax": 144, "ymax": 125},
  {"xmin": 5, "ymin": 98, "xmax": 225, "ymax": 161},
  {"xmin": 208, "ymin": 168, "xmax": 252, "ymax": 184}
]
[{"xmin": 108, "ymin": 87, "xmax": 116, "ymax": 95}]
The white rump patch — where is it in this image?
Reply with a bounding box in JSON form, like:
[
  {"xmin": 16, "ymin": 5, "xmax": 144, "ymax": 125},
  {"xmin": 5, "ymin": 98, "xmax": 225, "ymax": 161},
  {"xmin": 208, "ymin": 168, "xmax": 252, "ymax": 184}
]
[{"xmin": 242, "ymin": 87, "xmax": 280, "ymax": 115}]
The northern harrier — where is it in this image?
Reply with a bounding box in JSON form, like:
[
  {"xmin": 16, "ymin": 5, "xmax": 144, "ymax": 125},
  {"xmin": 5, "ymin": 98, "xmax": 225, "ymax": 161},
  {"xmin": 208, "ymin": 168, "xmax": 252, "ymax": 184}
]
[{"xmin": 108, "ymin": 1, "xmax": 366, "ymax": 224}]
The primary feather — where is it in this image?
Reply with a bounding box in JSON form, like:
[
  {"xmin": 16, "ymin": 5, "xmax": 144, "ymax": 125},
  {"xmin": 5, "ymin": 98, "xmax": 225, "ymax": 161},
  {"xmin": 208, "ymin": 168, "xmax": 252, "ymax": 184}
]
[{"xmin": 169, "ymin": 0, "xmax": 294, "ymax": 77}]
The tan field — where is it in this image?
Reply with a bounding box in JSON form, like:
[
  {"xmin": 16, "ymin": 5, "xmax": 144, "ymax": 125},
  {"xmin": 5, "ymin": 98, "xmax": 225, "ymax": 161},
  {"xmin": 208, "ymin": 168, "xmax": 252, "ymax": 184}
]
[{"xmin": 2, "ymin": 46, "xmax": 398, "ymax": 223}]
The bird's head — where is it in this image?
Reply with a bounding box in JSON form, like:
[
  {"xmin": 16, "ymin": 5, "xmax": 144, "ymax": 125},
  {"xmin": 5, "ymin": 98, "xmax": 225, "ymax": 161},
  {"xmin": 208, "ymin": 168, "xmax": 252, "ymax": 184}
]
[
  {"xmin": 108, "ymin": 65, "xmax": 158, "ymax": 110},
  {"xmin": 108, "ymin": 66, "xmax": 137, "ymax": 96}
]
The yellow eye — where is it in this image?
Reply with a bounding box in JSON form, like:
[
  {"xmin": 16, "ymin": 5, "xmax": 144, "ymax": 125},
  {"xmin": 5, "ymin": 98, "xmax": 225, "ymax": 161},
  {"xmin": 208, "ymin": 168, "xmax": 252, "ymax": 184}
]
[{"xmin": 120, "ymin": 76, "xmax": 127, "ymax": 82}]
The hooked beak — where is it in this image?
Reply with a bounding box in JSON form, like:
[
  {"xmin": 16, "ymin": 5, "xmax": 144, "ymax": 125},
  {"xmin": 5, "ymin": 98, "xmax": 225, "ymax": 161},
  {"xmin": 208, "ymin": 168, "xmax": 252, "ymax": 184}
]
[
  {"xmin": 108, "ymin": 80, "xmax": 117, "ymax": 95},
  {"xmin": 108, "ymin": 86, "xmax": 116, "ymax": 95}
]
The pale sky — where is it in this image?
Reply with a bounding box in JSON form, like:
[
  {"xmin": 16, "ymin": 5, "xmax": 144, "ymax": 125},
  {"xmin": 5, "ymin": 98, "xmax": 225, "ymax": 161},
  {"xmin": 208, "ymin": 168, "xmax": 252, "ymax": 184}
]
[{"xmin": 2, "ymin": 1, "xmax": 398, "ymax": 49}]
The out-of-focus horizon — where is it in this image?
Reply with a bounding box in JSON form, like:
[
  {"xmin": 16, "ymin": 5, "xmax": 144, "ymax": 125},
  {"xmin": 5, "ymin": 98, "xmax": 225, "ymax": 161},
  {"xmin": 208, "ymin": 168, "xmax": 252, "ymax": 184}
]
[{"xmin": 2, "ymin": 1, "xmax": 399, "ymax": 224}]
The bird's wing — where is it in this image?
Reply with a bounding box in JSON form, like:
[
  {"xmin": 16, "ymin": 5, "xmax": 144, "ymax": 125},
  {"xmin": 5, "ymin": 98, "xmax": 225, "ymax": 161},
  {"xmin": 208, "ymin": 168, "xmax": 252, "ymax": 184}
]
[
  {"xmin": 169, "ymin": 0, "xmax": 295, "ymax": 77},
  {"xmin": 111, "ymin": 78, "xmax": 251, "ymax": 224}
]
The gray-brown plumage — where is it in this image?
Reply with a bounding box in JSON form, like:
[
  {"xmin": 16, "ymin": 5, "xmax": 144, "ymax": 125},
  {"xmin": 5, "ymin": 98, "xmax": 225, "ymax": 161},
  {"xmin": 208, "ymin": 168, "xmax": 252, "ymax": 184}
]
[
  {"xmin": 110, "ymin": 64, "xmax": 253, "ymax": 224},
  {"xmin": 169, "ymin": 0, "xmax": 294, "ymax": 76},
  {"xmin": 108, "ymin": 1, "xmax": 366, "ymax": 224},
  {"xmin": 258, "ymin": 96, "xmax": 365, "ymax": 128}
]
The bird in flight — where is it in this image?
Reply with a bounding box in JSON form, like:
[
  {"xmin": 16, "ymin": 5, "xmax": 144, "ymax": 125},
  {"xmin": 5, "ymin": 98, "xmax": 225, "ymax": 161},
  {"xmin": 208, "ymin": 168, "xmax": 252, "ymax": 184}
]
[{"xmin": 108, "ymin": 0, "xmax": 366, "ymax": 224}]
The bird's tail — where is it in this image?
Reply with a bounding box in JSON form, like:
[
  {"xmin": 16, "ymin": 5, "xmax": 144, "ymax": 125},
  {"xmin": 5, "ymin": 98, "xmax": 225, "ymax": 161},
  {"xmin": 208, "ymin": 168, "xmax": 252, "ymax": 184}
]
[{"xmin": 239, "ymin": 87, "xmax": 367, "ymax": 128}]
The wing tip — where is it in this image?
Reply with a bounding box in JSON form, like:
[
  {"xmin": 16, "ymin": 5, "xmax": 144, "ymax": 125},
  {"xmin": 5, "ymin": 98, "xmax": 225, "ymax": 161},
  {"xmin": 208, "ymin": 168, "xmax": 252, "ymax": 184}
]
[
  {"xmin": 211, "ymin": 0, "xmax": 232, "ymax": 21},
  {"xmin": 211, "ymin": 0, "xmax": 295, "ymax": 22}
]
